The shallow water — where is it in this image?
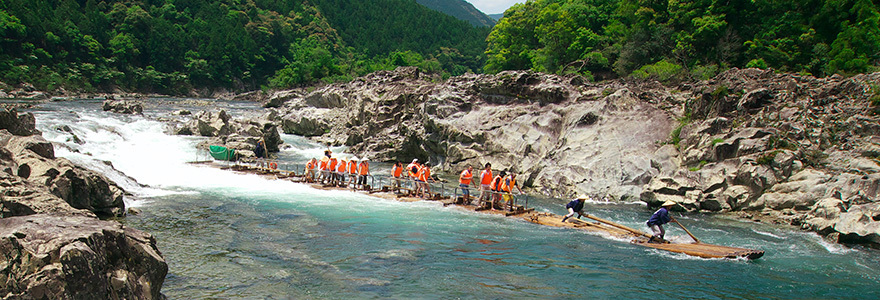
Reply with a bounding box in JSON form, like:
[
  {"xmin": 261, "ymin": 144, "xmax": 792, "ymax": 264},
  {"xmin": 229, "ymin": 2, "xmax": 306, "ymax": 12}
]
[{"xmin": 30, "ymin": 100, "xmax": 880, "ymax": 299}]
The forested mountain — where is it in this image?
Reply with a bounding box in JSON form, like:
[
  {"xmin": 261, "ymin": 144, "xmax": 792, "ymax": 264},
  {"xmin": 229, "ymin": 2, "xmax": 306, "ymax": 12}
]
[
  {"xmin": 0, "ymin": 0, "xmax": 489, "ymax": 94},
  {"xmin": 488, "ymin": 13, "xmax": 504, "ymax": 21},
  {"xmin": 485, "ymin": 0, "xmax": 880, "ymax": 81},
  {"xmin": 415, "ymin": 0, "xmax": 496, "ymax": 27}
]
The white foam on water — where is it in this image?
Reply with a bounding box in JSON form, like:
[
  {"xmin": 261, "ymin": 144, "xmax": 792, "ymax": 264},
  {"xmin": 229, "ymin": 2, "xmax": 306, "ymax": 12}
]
[
  {"xmin": 751, "ymin": 229, "xmax": 785, "ymax": 239},
  {"xmin": 814, "ymin": 235, "xmax": 857, "ymax": 254}
]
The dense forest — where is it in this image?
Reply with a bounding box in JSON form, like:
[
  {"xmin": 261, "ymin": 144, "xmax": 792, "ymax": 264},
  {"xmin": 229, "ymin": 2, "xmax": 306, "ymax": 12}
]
[
  {"xmin": 486, "ymin": 0, "xmax": 880, "ymax": 81},
  {"xmin": 1, "ymin": 0, "xmax": 879, "ymax": 95},
  {"xmin": 0, "ymin": 0, "xmax": 489, "ymax": 94}
]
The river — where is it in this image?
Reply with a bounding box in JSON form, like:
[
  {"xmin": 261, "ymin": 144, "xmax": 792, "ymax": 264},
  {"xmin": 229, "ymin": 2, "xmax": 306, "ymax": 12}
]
[{"xmin": 30, "ymin": 100, "xmax": 880, "ymax": 299}]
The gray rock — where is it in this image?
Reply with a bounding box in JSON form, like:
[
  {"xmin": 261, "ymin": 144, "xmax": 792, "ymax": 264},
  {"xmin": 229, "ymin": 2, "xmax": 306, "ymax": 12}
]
[
  {"xmin": 803, "ymin": 198, "xmax": 846, "ymax": 234},
  {"xmin": 0, "ymin": 214, "xmax": 167, "ymax": 299},
  {"xmin": 0, "ymin": 108, "xmax": 39, "ymax": 136},
  {"xmin": 102, "ymin": 100, "xmax": 144, "ymax": 114},
  {"xmin": 834, "ymin": 202, "xmax": 880, "ymax": 244}
]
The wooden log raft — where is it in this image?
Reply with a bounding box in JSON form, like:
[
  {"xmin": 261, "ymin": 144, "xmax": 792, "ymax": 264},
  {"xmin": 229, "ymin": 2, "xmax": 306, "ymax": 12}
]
[
  {"xmin": 192, "ymin": 161, "xmax": 763, "ymax": 260},
  {"xmin": 524, "ymin": 212, "xmax": 764, "ymax": 260}
]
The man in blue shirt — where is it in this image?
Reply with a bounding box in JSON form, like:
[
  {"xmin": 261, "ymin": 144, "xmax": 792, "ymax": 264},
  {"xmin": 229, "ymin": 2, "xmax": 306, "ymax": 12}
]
[
  {"xmin": 646, "ymin": 200, "xmax": 677, "ymax": 243},
  {"xmin": 561, "ymin": 195, "xmax": 588, "ymax": 222}
]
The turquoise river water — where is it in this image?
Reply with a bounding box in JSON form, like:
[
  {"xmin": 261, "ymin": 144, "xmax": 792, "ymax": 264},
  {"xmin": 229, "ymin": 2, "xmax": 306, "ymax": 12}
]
[{"xmin": 30, "ymin": 100, "xmax": 880, "ymax": 299}]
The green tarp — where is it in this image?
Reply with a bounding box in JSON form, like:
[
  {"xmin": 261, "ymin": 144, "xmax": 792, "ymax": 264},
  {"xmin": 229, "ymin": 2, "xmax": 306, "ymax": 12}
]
[{"xmin": 209, "ymin": 145, "xmax": 235, "ymax": 161}]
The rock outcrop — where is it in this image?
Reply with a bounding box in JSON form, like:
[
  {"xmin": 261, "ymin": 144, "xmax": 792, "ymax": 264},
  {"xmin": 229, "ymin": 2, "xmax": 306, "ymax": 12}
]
[
  {"xmin": 0, "ymin": 108, "xmax": 167, "ymax": 298},
  {"xmin": 169, "ymin": 109, "xmax": 282, "ymax": 160},
  {"xmin": 637, "ymin": 69, "xmax": 880, "ymax": 245},
  {"xmin": 0, "ymin": 214, "xmax": 167, "ymax": 299},
  {"xmin": 272, "ymin": 67, "xmax": 677, "ymax": 199},
  {"xmin": 102, "ymin": 100, "xmax": 144, "ymax": 114},
  {"xmin": 1, "ymin": 130, "xmax": 127, "ymax": 219},
  {"xmin": 266, "ymin": 67, "xmax": 880, "ymax": 246}
]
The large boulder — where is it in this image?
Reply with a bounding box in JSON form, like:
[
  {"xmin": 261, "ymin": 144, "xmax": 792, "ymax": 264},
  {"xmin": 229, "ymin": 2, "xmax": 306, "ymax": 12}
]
[
  {"xmin": 102, "ymin": 100, "xmax": 144, "ymax": 114},
  {"xmin": 191, "ymin": 110, "xmax": 231, "ymax": 137},
  {"xmin": 803, "ymin": 197, "xmax": 846, "ymax": 234},
  {"xmin": 0, "ymin": 108, "xmax": 39, "ymax": 136},
  {"xmin": 834, "ymin": 202, "xmax": 880, "ymax": 244},
  {"xmin": 0, "ymin": 214, "xmax": 167, "ymax": 299},
  {"xmin": 281, "ymin": 110, "xmax": 331, "ymax": 137}
]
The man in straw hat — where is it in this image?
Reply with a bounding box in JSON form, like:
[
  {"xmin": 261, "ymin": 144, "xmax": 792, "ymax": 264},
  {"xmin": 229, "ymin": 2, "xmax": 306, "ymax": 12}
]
[
  {"xmin": 561, "ymin": 195, "xmax": 589, "ymax": 222},
  {"xmin": 646, "ymin": 200, "xmax": 677, "ymax": 243}
]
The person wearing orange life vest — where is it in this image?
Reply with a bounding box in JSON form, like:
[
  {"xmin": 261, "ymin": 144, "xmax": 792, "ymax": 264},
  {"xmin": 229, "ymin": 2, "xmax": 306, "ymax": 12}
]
[
  {"xmin": 304, "ymin": 158, "xmax": 317, "ymax": 182},
  {"xmin": 328, "ymin": 156, "xmax": 338, "ymax": 184},
  {"xmin": 319, "ymin": 150, "xmax": 331, "ymax": 183},
  {"xmin": 459, "ymin": 165, "xmax": 474, "ymax": 204},
  {"xmin": 417, "ymin": 163, "xmax": 434, "ymax": 198},
  {"xmin": 348, "ymin": 157, "xmax": 359, "ymax": 187},
  {"xmin": 490, "ymin": 171, "xmax": 506, "ymax": 210},
  {"xmin": 478, "ymin": 163, "xmax": 493, "ymax": 207},
  {"xmin": 500, "ymin": 172, "xmax": 523, "ymax": 210},
  {"xmin": 406, "ymin": 159, "xmax": 420, "ymax": 179},
  {"xmin": 337, "ymin": 157, "xmax": 348, "ymax": 186},
  {"xmin": 357, "ymin": 158, "xmax": 371, "ymax": 189},
  {"xmin": 406, "ymin": 159, "xmax": 421, "ymax": 196},
  {"xmin": 391, "ymin": 161, "xmax": 404, "ymax": 191}
]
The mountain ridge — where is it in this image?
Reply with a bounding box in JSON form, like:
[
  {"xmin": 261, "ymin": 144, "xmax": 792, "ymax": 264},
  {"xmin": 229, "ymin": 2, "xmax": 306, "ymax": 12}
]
[{"xmin": 415, "ymin": 0, "xmax": 496, "ymax": 27}]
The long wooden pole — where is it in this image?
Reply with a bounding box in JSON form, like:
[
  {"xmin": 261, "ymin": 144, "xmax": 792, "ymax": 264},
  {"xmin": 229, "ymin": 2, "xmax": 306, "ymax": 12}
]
[
  {"xmin": 672, "ymin": 218, "xmax": 701, "ymax": 244},
  {"xmin": 582, "ymin": 214, "xmax": 653, "ymax": 239}
]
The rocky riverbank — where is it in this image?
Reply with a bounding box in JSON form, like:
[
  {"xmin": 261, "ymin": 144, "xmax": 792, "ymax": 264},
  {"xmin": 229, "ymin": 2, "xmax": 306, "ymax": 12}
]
[
  {"xmin": 0, "ymin": 108, "xmax": 167, "ymax": 298},
  {"xmin": 263, "ymin": 67, "xmax": 879, "ymax": 246}
]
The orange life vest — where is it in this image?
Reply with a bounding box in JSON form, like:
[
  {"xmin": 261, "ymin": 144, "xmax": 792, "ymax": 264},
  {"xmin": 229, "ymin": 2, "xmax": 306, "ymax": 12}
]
[
  {"xmin": 418, "ymin": 166, "xmax": 431, "ymax": 182},
  {"xmin": 459, "ymin": 169, "xmax": 472, "ymax": 185},
  {"xmin": 480, "ymin": 169, "xmax": 493, "ymax": 185},
  {"xmin": 407, "ymin": 163, "xmax": 420, "ymax": 178},
  {"xmin": 329, "ymin": 157, "xmax": 337, "ymax": 170},
  {"xmin": 491, "ymin": 175, "xmax": 503, "ymax": 191},
  {"xmin": 337, "ymin": 159, "xmax": 347, "ymax": 173},
  {"xmin": 319, "ymin": 157, "xmax": 329, "ymax": 170},
  {"xmin": 392, "ymin": 165, "xmax": 403, "ymax": 177},
  {"xmin": 349, "ymin": 160, "xmax": 357, "ymax": 174},
  {"xmin": 306, "ymin": 160, "xmax": 315, "ymax": 170},
  {"xmin": 358, "ymin": 161, "xmax": 369, "ymax": 175},
  {"xmin": 501, "ymin": 175, "xmax": 515, "ymax": 192}
]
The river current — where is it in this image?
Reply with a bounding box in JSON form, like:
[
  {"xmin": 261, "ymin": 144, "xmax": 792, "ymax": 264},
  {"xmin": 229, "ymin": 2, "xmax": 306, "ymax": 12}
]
[{"xmin": 30, "ymin": 100, "xmax": 880, "ymax": 299}]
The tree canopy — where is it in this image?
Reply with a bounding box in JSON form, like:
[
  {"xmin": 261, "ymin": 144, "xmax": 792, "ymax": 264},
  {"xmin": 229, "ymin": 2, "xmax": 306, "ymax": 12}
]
[
  {"xmin": 0, "ymin": 0, "xmax": 489, "ymax": 94},
  {"xmin": 485, "ymin": 0, "xmax": 880, "ymax": 81}
]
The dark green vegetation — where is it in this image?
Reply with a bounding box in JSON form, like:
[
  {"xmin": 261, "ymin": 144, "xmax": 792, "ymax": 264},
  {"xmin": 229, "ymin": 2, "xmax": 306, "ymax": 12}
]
[
  {"xmin": 485, "ymin": 0, "xmax": 880, "ymax": 81},
  {"xmin": 2, "ymin": 0, "xmax": 878, "ymax": 95},
  {"xmin": 0, "ymin": 0, "xmax": 489, "ymax": 94},
  {"xmin": 415, "ymin": 0, "xmax": 496, "ymax": 27}
]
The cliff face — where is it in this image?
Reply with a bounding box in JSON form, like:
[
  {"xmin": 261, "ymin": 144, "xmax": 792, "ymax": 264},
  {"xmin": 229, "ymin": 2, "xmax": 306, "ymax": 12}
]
[
  {"xmin": 0, "ymin": 108, "xmax": 167, "ymax": 299},
  {"xmin": 269, "ymin": 67, "xmax": 880, "ymax": 245},
  {"xmin": 640, "ymin": 69, "xmax": 880, "ymax": 245}
]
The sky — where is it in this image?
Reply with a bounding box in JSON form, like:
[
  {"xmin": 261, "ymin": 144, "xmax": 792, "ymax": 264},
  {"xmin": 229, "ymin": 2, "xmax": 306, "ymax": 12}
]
[{"xmin": 467, "ymin": 0, "xmax": 523, "ymax": 14}]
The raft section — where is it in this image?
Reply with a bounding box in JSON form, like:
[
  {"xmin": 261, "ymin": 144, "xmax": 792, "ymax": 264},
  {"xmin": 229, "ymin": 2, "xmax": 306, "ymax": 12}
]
[{"xmin": 190, "ymin": 160, "xmax": 764, "ymax": 260}]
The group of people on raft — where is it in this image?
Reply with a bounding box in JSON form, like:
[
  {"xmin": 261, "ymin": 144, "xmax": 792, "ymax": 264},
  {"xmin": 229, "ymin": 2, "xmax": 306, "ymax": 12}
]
[
  {"xmin": 298, "ymin": 149, "xmax": 675, "ymax": 242},
  {"xmin": 562, "ymin": 195, "xmax": 679, "ymax": 243},
  {"xmin": 455, "ymin": 162, "xmax": 523, "ymax": 210},
  {"xmin": 303, "ymin": 149, "xmax": 373, "ymax": 189}
]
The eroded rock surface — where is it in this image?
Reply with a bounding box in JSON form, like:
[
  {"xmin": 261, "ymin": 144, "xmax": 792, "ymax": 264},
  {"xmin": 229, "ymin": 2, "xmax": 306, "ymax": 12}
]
[
  {"xmin": 1, "ymin": 108, "xmax": 166, "ymax": 298},
  {"xmin": 0, "ymin": 214, "xmax": 167, "ymax": 299}
]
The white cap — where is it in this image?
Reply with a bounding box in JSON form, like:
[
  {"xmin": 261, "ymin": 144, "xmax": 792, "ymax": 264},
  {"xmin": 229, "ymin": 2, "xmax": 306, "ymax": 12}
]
[
  {"xmin": 412, "ymin": 158, "xmax": 418, "ymax": 163},
  {"xmin": 351, "ymin": 156, "xmax": 359, "ymax": 161},
  {"xmin": 362, "ymin": 158, "xmax": 369, "ymax": 162}
]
